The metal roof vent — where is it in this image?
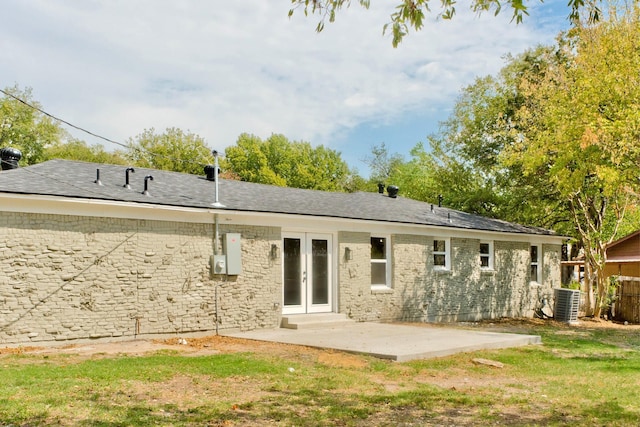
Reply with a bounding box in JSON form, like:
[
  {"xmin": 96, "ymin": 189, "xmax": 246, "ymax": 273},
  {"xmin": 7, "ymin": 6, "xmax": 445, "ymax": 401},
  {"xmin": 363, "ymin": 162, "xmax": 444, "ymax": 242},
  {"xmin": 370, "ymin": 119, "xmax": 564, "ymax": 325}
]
[
  {"xmin": 377, "ymin": 183, "xmax": 385, "ymax": 194},
  {"xmin": 387, "ymin": 185, "xmax": 399, "ymax": 198},
  {"xmin": 0, "ymin": 147, "xmax": 22, "ymax": 170},
  {"xmin": 142, "ymin": 175, "xmax": 153, "ymax": 196},
  {"xmin": 124, "ymin": 167, "xmax": 135, "ymax": 189},
  {"xmin": 204, "ymin": 164, "xmax": 219, "ymax": 181},
  {"xmin": 94, "ymin": 169, "xmax": 103, "ymax": 186}
]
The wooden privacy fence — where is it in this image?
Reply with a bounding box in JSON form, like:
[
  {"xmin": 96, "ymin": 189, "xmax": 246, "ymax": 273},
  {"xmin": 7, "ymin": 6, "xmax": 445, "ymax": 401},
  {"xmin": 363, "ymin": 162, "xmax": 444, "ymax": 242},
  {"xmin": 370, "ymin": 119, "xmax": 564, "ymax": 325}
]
[{"xmin": 614, "ymin": 276, "xmax": 640, "ymax": 324}]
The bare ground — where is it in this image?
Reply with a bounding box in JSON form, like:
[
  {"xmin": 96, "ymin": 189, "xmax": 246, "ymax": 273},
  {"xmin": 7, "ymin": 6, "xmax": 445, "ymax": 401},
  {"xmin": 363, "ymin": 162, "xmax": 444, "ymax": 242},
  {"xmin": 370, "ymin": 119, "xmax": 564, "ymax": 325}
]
[
  {"xmin": 2, "ymin": 318, "xmax": 639, "ymax": 426},
  {"xmin": 2, "ymin": 316, "xmax": 638, "ymax": 360}
]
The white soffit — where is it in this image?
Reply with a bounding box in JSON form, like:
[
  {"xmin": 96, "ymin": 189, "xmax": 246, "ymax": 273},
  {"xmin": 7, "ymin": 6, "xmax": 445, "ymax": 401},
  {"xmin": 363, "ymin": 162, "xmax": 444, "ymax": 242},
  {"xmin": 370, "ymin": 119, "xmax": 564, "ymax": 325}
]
[{"xmin": 0, "ymin": 193, "xmax": 565, "ymax": 245}]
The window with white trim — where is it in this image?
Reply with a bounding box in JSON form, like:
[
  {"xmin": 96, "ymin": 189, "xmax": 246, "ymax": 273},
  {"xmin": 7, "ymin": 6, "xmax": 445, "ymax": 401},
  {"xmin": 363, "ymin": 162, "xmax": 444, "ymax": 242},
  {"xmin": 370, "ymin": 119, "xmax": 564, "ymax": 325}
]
[
  {"xmin": 530, "ymin": 245, "xmax": 541, "ymax": 283},
  {"xmin": 371, "ymin": 236, "xmax": 391, "ymax": 288},
  {"xmin": 433, "ymin": 238, "xmax": 450, "ymax": 270},
  {"xmin": 480, "ymin": 241, "xmax": 494, "ymax": 270}
]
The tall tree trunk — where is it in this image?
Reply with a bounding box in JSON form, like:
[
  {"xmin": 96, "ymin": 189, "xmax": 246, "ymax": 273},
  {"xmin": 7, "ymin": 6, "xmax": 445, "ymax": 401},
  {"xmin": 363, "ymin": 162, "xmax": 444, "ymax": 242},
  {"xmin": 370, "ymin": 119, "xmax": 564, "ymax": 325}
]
[
  {"xmin": 570, "ymin": 192, "xmax": 623, "ymax": 319},
  {"xmin": 592, "ymin": 242, "xmax": 609, "ymax": 319},
  {"xmin": 582, "ymin": 260, "xmax": 595, "ymax": 317}
]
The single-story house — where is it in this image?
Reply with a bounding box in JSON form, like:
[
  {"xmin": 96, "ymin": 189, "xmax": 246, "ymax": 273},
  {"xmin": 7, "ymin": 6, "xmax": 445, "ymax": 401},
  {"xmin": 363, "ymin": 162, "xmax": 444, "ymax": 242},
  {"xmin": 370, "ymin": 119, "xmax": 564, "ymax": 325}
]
[
  {"xmin": 0, "ymin": 151, "xmax": 564, "ymax": 345},
  {"xmin": 562, "ymin": 230, "xmax": 640, "ymax": 284},
  {"xmin": 604, "ymin": 230, "xmax": 640, "ymax": 278}
]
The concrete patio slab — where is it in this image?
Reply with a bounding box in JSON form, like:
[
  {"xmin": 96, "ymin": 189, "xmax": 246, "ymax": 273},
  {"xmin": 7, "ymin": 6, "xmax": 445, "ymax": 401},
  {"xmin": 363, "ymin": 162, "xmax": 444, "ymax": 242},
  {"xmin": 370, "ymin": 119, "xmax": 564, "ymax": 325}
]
[{"xmin": 223, "ymin": 322, "xmax": 541, "ymax": 362}]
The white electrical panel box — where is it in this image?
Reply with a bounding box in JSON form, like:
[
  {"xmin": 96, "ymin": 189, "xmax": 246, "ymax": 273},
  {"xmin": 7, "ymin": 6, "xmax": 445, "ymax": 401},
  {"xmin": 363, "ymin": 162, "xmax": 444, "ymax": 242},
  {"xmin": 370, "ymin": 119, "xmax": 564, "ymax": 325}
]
[{"xmin": 223, "ymin": 233, "xmax": 242, "ymax": 275}]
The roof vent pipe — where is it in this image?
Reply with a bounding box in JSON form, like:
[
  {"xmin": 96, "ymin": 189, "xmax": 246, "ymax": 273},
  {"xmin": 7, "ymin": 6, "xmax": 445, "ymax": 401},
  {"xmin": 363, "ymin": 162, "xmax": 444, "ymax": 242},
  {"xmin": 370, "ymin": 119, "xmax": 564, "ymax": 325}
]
[
  {"xmin": 0, "ymin": 147, "xmax": 22, "ymax": 170},
  {"xmin": 438, "ymin": 194, "xmax": 443, "ymax": 207},
  {"xmin": 124, "ymin": 167, "xmax": 135, "ymax": 189},
  {"xmin": 377, "ymin": 183, "xmax": 385, "ymax": 194},
  {"xmin": 142, "ymin": 175, "xmax": 153, "ymax": 196},
  {"xmin": 210, "ymin": 150, "xmax": 225, "ymax": 208},
  {"xmin": 387, "ymin": 185, "xmax": 399, "ymax": 198},
  {"xmin": 94, "ymin": 169, "xmax": 103, "ymax": 186}
]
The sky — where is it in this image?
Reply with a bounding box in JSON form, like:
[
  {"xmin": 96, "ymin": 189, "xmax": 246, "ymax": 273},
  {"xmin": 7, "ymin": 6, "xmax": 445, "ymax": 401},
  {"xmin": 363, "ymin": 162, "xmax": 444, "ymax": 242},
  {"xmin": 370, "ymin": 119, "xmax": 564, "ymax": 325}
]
[{"xmin": 0, "ymin": 0, "xmax": 570, "ymax": 177}]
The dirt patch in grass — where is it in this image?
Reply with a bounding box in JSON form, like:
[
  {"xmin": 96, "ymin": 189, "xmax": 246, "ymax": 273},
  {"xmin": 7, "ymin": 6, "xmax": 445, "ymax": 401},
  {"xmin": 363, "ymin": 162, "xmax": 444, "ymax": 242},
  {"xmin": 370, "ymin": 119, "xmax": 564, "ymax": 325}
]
[
  {"xmin": 465, "ymin": 316, "xmax": 640, "ymax": 332},
  {"xmin": 4, "ymin": 316, "xmax": 637, "ymax": 359},
  {"xmin": 0, "ymin": 346, "xmax": 42, "ymax": 355},
  {"xmin": 2, "ymin": 318, "xmax": 639, "ymax": 426},
  {"xmin": 317, "ymin": 351, "xmax": 369, "ymax": 368},
  {"xmin": 126, "ymin": 374, "xmax": 269, "ymax": 411}
]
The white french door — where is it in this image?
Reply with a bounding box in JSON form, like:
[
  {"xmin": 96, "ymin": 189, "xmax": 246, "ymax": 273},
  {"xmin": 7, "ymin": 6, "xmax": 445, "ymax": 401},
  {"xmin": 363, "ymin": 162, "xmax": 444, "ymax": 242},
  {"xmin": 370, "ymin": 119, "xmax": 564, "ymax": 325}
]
[{"xmin": 282, "ymin": 232, "xmax": 333, "ymax": 314}]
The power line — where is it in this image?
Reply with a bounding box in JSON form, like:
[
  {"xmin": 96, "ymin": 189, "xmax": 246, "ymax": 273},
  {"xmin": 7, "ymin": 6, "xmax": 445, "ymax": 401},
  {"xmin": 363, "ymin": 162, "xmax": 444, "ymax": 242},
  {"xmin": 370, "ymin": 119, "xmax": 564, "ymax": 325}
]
[
  {"xmin": 0, "ymin": 88, "xmax": 215, "ymax": 170},
  {"xmin": 0, "ymin": 87, "xmax": 129, "ymax": 150}
]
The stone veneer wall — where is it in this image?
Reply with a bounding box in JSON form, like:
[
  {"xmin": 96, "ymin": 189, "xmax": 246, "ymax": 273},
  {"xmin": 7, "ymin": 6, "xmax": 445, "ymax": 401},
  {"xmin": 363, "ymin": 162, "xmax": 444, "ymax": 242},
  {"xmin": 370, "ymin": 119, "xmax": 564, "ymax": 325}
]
[
  {"xmin": 338, "ymin": 231, "xmax": 372, "ymax": 320},
  {"xmin": 338, "ymin": 232, "xmax": 560, "ymax": 323},
  {"xmin": 1, "ymin": 211, "xmax": 562, "ymax": 345},
  {"xmin": 0, "ymin": 212, "xmax": 281, "ymax": 345}
]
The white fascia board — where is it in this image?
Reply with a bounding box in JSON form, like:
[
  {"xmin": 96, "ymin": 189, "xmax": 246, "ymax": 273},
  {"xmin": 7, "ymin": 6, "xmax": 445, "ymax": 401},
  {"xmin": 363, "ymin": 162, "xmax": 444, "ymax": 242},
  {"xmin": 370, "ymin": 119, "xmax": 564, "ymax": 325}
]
[
  {"xmin": 1, "ymin": 193, "xmax": 565, "ymax": 245},
  {"xmin": 0, "ymin": 194, "xmax": 214, "ymax": 224}
]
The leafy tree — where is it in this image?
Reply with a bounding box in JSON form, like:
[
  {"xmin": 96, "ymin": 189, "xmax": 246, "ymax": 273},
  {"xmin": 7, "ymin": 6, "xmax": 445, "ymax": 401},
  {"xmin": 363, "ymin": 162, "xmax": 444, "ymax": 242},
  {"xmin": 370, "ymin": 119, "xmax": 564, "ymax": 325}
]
[
  {"xmin": 365, "ymin": 48, "xmax": 562, "ymax": 219},
  {"xmin": 407, "ymin": 4, "xmax": 640, "ymax": 317},
  {"xmin": 423, "ymin": 46, "xmax": 573, "ymax": 229},
  {"xmin": 289, "ymin": 0, "xmax": 602, "ymax": 47},
  {"xmin": 616, "ymin": 205, "xmax": 640, "ymax": 239},
  {"xmin": 223, "ymin": 133, "xmax": 353, "ymax": 191},
  {"xmin": 406, "ymin": 143, "xmax": 499, "ymax": 215},
  {"xmin": 43, "ymin": 139, "xmax": 128, "ymax": 165},
  {"xmin": 363, "ymin": 140, "xmax": 505, "ymax": 216},
  {"xmin": 363, "ymin": 143, "xmax": 405, "ymax": 185},
  {"xmin": 0, "ymin": 85, "xmax": 65, "ymax": 165},
  {"xmin": 506, "ymin": 6, "xmax": 640, "ymax": 317},
  {"xmin": 341, "ymin": 169, "xmax": 370, "ymax": 192},
  {"xmin": 124, "ymin": 127, "xmax": 215, "ymax": 175}
]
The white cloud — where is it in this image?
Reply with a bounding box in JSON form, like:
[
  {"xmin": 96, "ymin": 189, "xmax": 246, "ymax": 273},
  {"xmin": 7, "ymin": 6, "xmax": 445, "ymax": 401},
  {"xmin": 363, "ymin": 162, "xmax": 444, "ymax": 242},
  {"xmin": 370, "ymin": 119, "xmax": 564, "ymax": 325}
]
[{"xmin": 0, "ymin": 0, "xmax": 565, "ymax": 162}]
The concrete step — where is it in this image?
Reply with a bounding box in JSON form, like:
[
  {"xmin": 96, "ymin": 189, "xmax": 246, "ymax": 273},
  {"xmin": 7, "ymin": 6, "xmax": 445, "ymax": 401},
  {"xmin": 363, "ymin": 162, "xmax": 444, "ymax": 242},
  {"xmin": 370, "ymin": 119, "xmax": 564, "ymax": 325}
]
[{"xmin": 281, "ymin": 313, "xmax": 354, "ymax": 330}]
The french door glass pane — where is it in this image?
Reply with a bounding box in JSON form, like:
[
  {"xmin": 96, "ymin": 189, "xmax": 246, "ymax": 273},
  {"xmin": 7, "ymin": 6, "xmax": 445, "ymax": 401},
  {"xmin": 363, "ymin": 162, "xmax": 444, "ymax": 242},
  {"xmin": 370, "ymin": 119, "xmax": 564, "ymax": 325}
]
[
  {"xmin": 283, "ymin": 238, "xmax": 301, "ymax": 306},
  {"xmin": 311, "ymin": 239, "xmax": 329, "ymax": 304}
]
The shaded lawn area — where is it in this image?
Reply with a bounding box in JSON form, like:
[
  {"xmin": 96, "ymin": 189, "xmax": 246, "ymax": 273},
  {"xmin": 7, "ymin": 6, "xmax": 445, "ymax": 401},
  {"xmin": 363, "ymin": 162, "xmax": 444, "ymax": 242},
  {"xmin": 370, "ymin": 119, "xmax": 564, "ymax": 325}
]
[{"xmin": 1, "ymin": 319, "xmax": 640, "ymax": 426}]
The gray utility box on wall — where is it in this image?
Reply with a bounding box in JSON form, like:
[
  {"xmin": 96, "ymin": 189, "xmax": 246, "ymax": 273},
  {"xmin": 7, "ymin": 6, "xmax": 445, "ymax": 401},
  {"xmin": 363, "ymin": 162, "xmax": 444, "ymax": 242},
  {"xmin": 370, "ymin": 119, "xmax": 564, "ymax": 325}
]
[
  {"xmin": 209, "ymin": 233, "xmax": 242, "ymax": 276},
  {"xmin": 223, "ymin": 233, "xmax": 242, "ymax": 275},
  {"xmin": 554, "ymin": 288, "xmax": 580, "ymax": 324}
]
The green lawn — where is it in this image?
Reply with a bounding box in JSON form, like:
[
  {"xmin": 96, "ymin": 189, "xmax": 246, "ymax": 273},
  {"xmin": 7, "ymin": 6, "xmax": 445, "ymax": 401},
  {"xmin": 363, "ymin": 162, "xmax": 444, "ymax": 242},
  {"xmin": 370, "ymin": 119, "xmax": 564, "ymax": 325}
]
[{"xmin": 1, "ymin": 320, "xmax": 639, "ymax": 426}]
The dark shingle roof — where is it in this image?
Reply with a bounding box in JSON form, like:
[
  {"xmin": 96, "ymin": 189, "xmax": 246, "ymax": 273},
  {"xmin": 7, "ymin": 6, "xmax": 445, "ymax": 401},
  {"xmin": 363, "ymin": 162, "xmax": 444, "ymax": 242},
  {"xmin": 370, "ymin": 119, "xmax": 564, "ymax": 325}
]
[{"xmin": 0, "ymin": 159, "xmax": 556, "ymax": 236}]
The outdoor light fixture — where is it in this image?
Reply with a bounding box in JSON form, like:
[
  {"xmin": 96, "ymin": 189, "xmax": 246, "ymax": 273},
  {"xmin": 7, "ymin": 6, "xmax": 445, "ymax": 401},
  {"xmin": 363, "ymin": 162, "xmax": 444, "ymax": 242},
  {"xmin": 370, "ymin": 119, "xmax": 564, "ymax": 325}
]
[
  {"xmin": 345, "ymin": 247, "xmax": 353, "ymax": 261},
  {"xmin": 270, "ymin": 243, "xmax": 279, "ymax": 260}
]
